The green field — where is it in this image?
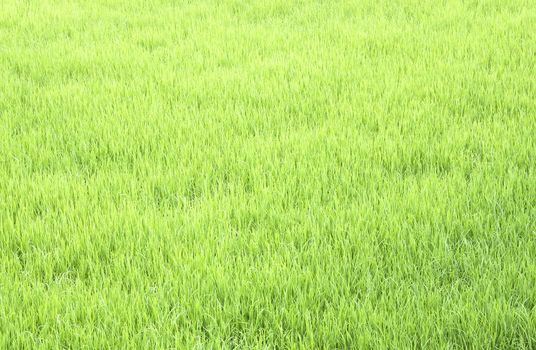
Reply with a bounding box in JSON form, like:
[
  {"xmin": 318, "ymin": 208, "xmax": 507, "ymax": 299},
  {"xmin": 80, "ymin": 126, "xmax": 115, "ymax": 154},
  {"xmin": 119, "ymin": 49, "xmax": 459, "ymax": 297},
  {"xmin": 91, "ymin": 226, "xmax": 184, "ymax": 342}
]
[{"xmin": 1, "ymin": 0, "xmax": 535, "ymax": 348}]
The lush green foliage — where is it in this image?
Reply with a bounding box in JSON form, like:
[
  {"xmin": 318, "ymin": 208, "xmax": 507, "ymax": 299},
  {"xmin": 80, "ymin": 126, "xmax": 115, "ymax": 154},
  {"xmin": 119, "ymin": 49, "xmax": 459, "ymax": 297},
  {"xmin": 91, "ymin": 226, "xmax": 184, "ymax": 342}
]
[{"xmin": 1, "ymin": 0, "xmax": 535, "ymax": 348}]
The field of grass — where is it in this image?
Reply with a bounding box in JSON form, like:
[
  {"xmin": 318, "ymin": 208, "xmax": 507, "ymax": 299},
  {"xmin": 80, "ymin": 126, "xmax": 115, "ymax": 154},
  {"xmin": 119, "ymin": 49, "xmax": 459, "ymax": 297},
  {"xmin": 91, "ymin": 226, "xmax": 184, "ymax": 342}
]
[{"xmin": 1, "ymin": 0, "xmax": 535, "ymax": 348}]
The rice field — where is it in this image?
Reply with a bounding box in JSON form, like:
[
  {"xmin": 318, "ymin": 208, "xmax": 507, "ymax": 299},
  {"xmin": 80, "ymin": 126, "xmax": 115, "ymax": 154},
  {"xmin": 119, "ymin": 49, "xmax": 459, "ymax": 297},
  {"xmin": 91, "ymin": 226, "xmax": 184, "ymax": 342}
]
[{"xmin": 0, "ymin": 0, "xmax": 535, "ymax": 348}]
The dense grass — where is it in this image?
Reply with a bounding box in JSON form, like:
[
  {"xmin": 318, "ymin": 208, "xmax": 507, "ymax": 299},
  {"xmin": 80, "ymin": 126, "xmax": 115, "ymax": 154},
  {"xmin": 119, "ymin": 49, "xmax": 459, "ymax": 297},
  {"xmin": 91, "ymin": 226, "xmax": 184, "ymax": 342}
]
[{"xmin": 1, "ymin": 0, "xmax": 535, "ymax": 348}]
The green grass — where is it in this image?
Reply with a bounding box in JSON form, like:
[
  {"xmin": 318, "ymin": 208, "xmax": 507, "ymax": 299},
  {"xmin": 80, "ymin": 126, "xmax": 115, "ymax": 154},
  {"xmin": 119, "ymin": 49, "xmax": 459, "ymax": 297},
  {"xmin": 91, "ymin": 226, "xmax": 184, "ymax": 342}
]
[{"xmin": 1, "ymin": 0, "xmax": 535, "ymax": 348}]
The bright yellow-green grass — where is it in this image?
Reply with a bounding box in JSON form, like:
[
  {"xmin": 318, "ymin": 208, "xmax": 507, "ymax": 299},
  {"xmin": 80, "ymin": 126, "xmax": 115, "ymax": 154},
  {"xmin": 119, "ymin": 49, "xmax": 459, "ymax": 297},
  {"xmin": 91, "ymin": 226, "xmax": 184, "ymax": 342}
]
[{"xmin": 1, "ymin": 0, "xmax": 535, "ymax": 348}]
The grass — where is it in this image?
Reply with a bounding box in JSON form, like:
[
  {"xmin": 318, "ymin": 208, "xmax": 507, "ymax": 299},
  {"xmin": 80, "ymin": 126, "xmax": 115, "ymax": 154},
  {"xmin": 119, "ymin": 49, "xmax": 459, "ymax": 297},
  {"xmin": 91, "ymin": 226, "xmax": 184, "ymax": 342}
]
[{"xmin": 0, "ymin": 0, "xmax": 535, "ymax": 348}]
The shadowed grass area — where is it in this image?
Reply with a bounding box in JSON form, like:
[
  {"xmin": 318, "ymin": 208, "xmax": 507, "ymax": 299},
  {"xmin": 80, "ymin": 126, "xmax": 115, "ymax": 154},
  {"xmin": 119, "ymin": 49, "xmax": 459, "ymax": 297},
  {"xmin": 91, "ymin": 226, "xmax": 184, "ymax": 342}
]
[{"xmin": 0, "ymin": 0, "xmax": 535, "ymax": 348}]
